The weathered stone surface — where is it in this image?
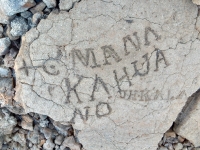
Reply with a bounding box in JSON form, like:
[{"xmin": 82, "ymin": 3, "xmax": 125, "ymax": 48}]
[
  {"xmin": 174, "ymin": 92, "xmax": 200, "ymax": 147},
  {"xmin": 0, "ymin": 67, "xmax": 12, "ymax": 77},
  {"xmin": 21, "ymin": 115, "xmax": 34, "ymax": 131},
  {"xmin": 12, "ymin": 132, "xmax": 26, "ymax": 146},
  {"xmin": 10, "ymin": 17, "xmax": 29, "ymax": 37},
  {"xmin": 60, "ymin": 136, "xmax": 80, "ymax": 150},
  {"xmin": 0, "ymin": 37, "xmax": 11, "ymax": 55},
  {"xmin": 0, "ymin": 0, "xmax": 36, "ymax": 16},
  {"xmin": 0, "ymin": 10, "xmax": 10, "ymax": 24},
  {"xmin": 21, "ymin": 11, "xmax": 33, "ymax": 19},
  {"xmin": 43, "ymin": 0, "xmax": 57, "ymax": 8},
  {"xmin": 0, "ymin": 109, "xmax": 17, "ymax": 135},
  {"xmin": 59, "ymin": 0, "xmax": 79, "ymax": 11},
  {"xmin": 30, "ymin": 2, "xmax": 46, "ymax": 14},
  {"xmin": 0, "ymin": 77, "xmax": 14, "ymax": 106},
  {"xmin": 43, "ymin": 139, "xmax": 55, "ymax": 150},
  {"xmin": 14, "ymin": 0, "xmax": 200, "ymax": 149}
]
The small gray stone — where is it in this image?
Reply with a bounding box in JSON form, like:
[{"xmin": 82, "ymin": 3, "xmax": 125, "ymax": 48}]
[
  {"xmin": 59, "ymin": 0, "xmax": 79, "ymax": 11},
  {"xmin": 61, "ymin": 136, "xmax": 81, "ymax": 150},
  {"xmin": 0, "ymin": 25, "xmax": 3, "ymax": 32},
  {"xmin": 39, "ymin": 119, "xmax": 49, "ymax": 127},
  {"xmin": 39, "ymin": 114, "xmax": 48, "ymax": 120},
  {"xmin": 3, "ymin": 54, "xmax": 15, "ymax": 68},
  {"xmin": 0, "ymin": 109, "xmax": 17, "ymax": 135},
  {"xmin": 158, "ymin": 146, "xmax": 168, "ymax": 150},
  {"xmin": 54, "ymin": 135, "xmax": 64, "ymax": 145},
  {"xmin": 41, "ymin": 128, "xmax": 52, "ymax": 139},
  {"xmin": 0, "ymin": 37, "xmax": 11, "ymax": 56},
  {"xmin": 43, "ymin": 139, "xmax": 55, "ymax": 150},
  {"xmin": 0, "ymin": 0, "xmax": 36, "ymax": 16},
  {"xmin": 0, "ymin": 10, "xmax": 10, "ymax": 24},
  {"xmin": 9, "ymin": 48, "xmax": 18, "ymax": 58},
  {"xmin": 10, "ymin": 17, "xmax": 29, "ymax": 37},
  {"xmin": 6, "ymin": 25, "xmax": 20, "ymax": 41},
  {"xmin": 28, "ymin": 130, "xmax": 40, "ymax": 144},
  {"xmin": 32, "ymin": 12, "xmax": 43, "ymax": 26},
  {"xmin": 30, "ymin": 145, "xmax": 40, "ymax": 150},
  {"xmin": 30, "ymin": 2, "xmax": 46, "ymax": 14},
  {"xmin": 43, "ymin": 0, "xmax": 57, "ymax": 8},
  {"xmin": 0, "ymin": 135, "xmax": 3, "ymax": 149},
  {"xmin": 4, "ymin": 134, "xmax": 12, "ymax": 143},
  {"xmin": 177, "ymin": 135, "xmax": 185, "ymax": 143},
  {"xmin": 12, "ymin": 132, "xmax": 26, "ymax": 146},
  {"xmin": 0, "ymin": 67, "xmax": 11, "ymax": 77},
  {"xmin": 21, "ymin": 115, "xmax": 34, "ymax": 131},
  {"xmin": 21, "ymin": 11, "xmax": 32, "ymax": 19},
  {"xmin": 52, "ymin": 121, "xmax": 71, "ymax": 136},
  {"xmin": 174, "ymin": 143, "xmax": 183, "ymax": 150}
]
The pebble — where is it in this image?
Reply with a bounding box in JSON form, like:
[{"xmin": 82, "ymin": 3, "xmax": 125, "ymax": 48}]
[
  {"xmin": 0, "ymin": 10, "xmax": 10, "ymax": 24},
  {"xmin": 39, "ymin": 119, "xmax": 49, "ymax": 127},
  {"xmin": 21, "ymin": 115, "xmax": 34, "ymax": 131},
  {"xmin": 21, "ymin": 11, "xmax": 33, "ymax": 19},
  {"xmin": 30, "ymin": 2, "xmax": 46, "ymax": 14},
  {"xmin": 28, "ymin": 130, "xmax": 40, "ymax": 144},
  {"xmin": 9, "ymin": 48, "xmax": 18, "ymax": 58},
  {"xmin": 6, "ymin": 25, "xmax": 20, "ymax": 41},
  {"xmin": 12, "ymin": 132, "xmax": 26, "ymax": 146},
  {"xmin": 165, "ymin": 130, "xmax": 176, "ymax": 138},
  {"xmin": 41, "ymin": 128, "xmax": 52, "ymax": 139},
  {"xmin": 52, "ymin": 121, "xmax": 71, "ymax": 136},
  {"xmin": 3, "ymin": 54, "xmax": 14, "ymax": 68},
  {"xmin": 59, "ymin": 0, "xmax": 79, "ymax": 11},
  {"xmin": 43, "ymin": 139, "xmax": 55, "ymax": 150},
  {"xmin": 32, "ymin": 12, "xmax": 43, "ymax": 26},
  {"xmin": 174, "ymin": 143, "xmax": 183, "ymax": 150},
  {"xmin": 10, "ymin": 17, "xmax": 29, "ymax": 37},
  {"xmin": 0, "ymin": 67, "xmax": 11, "ymax": 77},
  {"xmin": 158, "ymin": 146, "xmax": 168, "ymax": 150},
  {"xmin": 43, "ymin": 0, "xmax": 57, "ymax": 8},
  {"xmin": 61, "ymin": 136, "xmax": 81, "ymax": 150},
  {"xmin": 0, "ymin": 0, "xmax": 36, "ymax": 16},
  {"xmin": 178, "ymin": 135, "xmax": 185, "ymax": 143},
  {"xmin": 54, "ymin": 135, "xmax": 64, "ymax": 145},
  {"xmin": 0, "ymin": 25, "xmax": 3, "ymax": 38},
  {"xmin": 30, "ymin": 145, "xmax": 40, "ymax": 150},
  {"xmin": 0, "ymin": 37, "xmax": 11, "ymax": 55}
]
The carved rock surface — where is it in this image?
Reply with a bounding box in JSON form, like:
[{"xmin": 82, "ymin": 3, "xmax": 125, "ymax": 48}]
[{"xmin": 14, "ymin": 0, "xmax": 199, "ymax": 149}]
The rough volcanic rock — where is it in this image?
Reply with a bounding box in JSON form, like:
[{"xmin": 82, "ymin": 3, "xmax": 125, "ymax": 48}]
[
  {"xmin": 0, "ymin": 37, "xmax": 11, "ymax": 55},
  {"xmin": 14, "ymin": 0, "xmax": 200, "ymax": 149},
  {"xmin": 59, "ymin": 0, "xmax": 79, "ymax": 11},
  {"xmin": 0, "ymin": 0, "xmax": 36, "ymax": 16},
  {"xmin": 0, "ymin": 109, "xmax": 17, "ymax": 135},
  {"xmin": 43, "ymin": 0, "xmax": 56, "ymax": 8},
  {"xmin": 10, "ymin": 17, "xmax": 29, "ymax": 37}
]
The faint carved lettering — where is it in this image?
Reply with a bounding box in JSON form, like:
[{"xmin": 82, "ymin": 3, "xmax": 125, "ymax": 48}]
[
  {"xmin": 65, "ymin": 76, "xmax": 83, "ymax": 103},
  {"xmin": 72, "ymin": 48, "xmax": 101, "ymax": 68},
  {"xmin": 101, "ymin": 45, "xmax": 122, "ymax": 65},
  {"xmin": 90, "ymin": 74, "xmax": 110, "ymax": 101},
  {"xmin": 132, "ymin": 53, "xmax": 150, "ymax": 76},
  {"xmin": 96, "ymin": 102, "xmax": 112, "ymax": 118},
  {"xmin": 145, "ymin": 27, "xmax": 161, "ymax": 46},
  {"xmin": 154, "ymin": 49, "xmax": 169, "ymax": 71},
  {"xmin": 123, "ymin": 32, "xmax": 141, "ymax": 56}
]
